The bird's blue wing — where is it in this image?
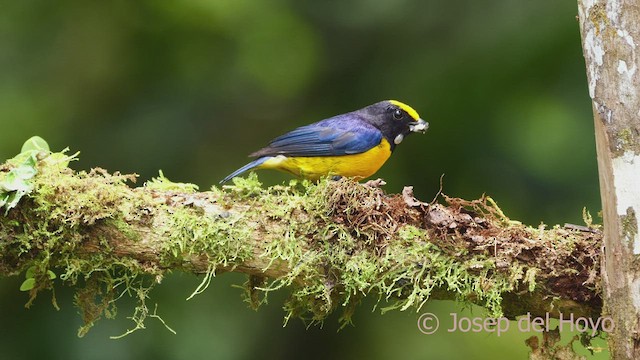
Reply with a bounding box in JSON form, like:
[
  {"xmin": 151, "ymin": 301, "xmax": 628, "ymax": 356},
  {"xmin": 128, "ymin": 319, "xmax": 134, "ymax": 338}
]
[{"xmin": 250, "ymin": 116, "xmax": 382, "ymax": 157}]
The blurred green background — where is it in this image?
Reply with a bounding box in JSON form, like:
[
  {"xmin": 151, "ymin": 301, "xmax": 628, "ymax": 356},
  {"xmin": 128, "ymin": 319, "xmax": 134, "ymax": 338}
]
[{"xmin": 0, "ymin": 0, "xmax": 605, "ymax": 359}]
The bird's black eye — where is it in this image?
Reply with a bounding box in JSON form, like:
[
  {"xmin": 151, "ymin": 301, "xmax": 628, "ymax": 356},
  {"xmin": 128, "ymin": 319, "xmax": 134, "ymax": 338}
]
[{"xmin": 393, "ymin": 109, "xmax": 404, "ymax": 120}]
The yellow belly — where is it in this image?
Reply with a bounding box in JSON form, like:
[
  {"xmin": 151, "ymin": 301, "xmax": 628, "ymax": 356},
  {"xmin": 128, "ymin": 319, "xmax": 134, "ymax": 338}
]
[{"xmin": 259, "ymin": 138, "xmax": 392, "ymax": 180}]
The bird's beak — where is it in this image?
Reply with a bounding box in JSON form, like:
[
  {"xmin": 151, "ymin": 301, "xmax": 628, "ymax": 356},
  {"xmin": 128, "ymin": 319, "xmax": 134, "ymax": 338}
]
[{"xmin": 409, "ymin": 119, "xmax": 429, "ymax": 133}]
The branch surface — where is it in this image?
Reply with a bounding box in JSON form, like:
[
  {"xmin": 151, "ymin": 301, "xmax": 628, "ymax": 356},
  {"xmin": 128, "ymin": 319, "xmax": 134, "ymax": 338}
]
[{"xmin": 0, "ymin": 153, "xmax": 602, "ymax": 334}]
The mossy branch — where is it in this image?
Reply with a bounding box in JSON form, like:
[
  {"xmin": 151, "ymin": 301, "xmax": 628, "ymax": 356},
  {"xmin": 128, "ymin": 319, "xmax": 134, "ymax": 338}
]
[{"xmin": 0, "ymin": 148, "xmax": 602, "ymax": 336}]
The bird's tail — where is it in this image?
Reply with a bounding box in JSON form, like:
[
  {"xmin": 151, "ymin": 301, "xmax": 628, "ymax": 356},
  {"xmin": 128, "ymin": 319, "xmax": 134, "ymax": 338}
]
[{"xmin": 219, "ymin": 157, "xmax": 270, "ymax": 184}]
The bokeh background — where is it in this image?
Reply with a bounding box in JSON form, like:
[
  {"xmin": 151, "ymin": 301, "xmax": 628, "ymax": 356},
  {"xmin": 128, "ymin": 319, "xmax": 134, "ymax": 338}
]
[{"xmin": 0, "ymin": 1, "xmax": 606, "ymax": 359}]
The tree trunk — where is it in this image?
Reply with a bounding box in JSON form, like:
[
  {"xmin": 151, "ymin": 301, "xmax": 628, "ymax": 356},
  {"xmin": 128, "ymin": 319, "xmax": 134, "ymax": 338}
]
[{"xmin": 577, "ymin": 0, "xmax": 640, "ymax": 358}]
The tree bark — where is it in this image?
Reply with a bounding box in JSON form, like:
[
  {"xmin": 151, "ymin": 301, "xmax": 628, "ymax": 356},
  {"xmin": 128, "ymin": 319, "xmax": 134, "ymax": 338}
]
[{"xmin": 577, "ymin": 0, "xmax": 640, "ymax": 358}]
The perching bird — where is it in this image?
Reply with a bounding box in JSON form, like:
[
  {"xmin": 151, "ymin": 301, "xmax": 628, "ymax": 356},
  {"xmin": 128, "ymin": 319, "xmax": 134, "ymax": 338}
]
[{"xmin": 220, "ymin": 100, "xmax": 428, "ymax": 184}]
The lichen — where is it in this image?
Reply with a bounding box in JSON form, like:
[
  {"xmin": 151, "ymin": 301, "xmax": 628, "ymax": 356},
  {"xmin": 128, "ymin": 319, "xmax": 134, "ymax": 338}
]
[{"xmin": 588, "ymin": 3, "xmax": 609, "ymax": 36}]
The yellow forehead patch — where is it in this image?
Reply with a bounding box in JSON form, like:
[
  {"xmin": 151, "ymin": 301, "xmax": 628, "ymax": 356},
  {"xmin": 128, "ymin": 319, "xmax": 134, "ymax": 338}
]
[{"xmin": 389, "ymin": 100, "xmax": 421, "ymax": 121}]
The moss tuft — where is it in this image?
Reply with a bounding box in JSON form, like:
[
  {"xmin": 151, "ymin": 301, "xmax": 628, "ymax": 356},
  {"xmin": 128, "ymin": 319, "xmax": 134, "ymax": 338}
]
[{"xmin": 144, "ymin": 170, "xmax": 199, "ymax": 193}]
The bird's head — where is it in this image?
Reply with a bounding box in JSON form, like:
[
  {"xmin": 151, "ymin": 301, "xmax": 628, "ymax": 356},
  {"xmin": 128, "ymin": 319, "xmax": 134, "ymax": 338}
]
[{"xmin": 360, "ymin": 100, "xmax": 429, "ymax": 148}]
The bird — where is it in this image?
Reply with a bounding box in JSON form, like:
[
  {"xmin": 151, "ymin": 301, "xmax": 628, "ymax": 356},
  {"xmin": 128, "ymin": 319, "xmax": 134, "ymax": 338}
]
[{"xmin": 220, "ymin": 100, "xmax": 428, "ymax": 184}]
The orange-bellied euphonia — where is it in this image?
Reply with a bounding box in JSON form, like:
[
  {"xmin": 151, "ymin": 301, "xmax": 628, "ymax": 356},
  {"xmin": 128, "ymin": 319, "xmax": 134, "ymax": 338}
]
[{"xmin": 220, "ymin": 100, "xmax": 428, "ymax": 183}]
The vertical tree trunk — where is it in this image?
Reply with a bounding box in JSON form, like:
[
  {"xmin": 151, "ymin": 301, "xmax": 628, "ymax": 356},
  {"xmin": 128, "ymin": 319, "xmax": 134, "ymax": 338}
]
[{"xmin": 577, "ymin": 0, "xmax": 640, "ymax": 358}]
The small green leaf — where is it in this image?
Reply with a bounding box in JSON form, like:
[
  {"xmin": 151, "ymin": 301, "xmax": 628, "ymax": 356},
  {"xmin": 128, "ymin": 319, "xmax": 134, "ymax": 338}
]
[
  {"xmin": 14, "ymin": 163, "xmax": 37, "ymax": 179},
  {"xmin": 0, "ymin": 146, "xmax": 40, "ymax": 214},
  {"xmin": 2, "ymin": 171, "xmax": 33, "ymax": 192},
  {"xmin": 21, "ymin": 136, "xmax": 50, "ymax": 153},
  {"xmin": 21, "ymin": 152, "xmax": 38, "ymax": 168},
  {"xmin": 20, "ymin": 278, "xmax": 35, "ymax": 291},
  {"xmin": 47, "ymin": 270, "xmax": 56, "ymax": 280},
  {"xmin": 1, "ymin": 171, "xmax": 20, "ymax": 191},
  {"xmin": 26, "ymin": 266, "xmax": 36, "ymax": 279},
  {"xmin": 4, "ymin": 192, "xmax": 24, "ymax": 213}
]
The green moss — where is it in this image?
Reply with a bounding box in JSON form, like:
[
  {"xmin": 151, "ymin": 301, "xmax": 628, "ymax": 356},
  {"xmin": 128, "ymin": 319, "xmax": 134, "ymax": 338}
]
[
  {"xmin": 106, "ymin": 218, "xmax": 142, "ymax": 242},
  {"xmin": 162, "ymin": 205, "xmax": 254, "ymax": 269},
  {"xmin": 0, "ymin": 144, "xmax": 166, "ymax": 337},
  {"xmin": 219, "ymin": 177, "xmax": 532, "ymax": 326},
  {"xmin": 524, "ymin": 267, "xmax": 538, "ymax": 292},
  {"xmin": 1, "ymin": 142, "xmax": 542, "ymax": 336},
  {"xmin": 220, "ymin": 172, "xmax": 267, "ymax": 198},
  {"xmin": 621, "ymin": 208, "xmax": 638, "ymax": 251},
  {"xmin": 144, "ymin": 170, "xmax": 199, "ymax": 193},
  {"xmin": 618, "ymin": 128, "xmax": 634, "ymax": 149}
]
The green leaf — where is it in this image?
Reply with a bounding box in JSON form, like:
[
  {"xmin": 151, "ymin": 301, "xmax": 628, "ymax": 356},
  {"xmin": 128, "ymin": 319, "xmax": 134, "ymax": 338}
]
[
  {"xmin": 21, "ymin": 136, "xmax": 50, "ymax": 153},
  {"xmin": 3, "ymin": 192, "xmax": 24, "ymax": 213},
  {"xmin": 20, "ymin": 152, "xmax": 38, "ymax": 169},
  {"xmin": 47, "ymin": 270, "xmax": 56, "ymax": 280},
  {"xmin": 26, "ymin": 266, "xmax": 36, "ymax": 279},
  {"xmin": 20, "ymin": 278, "xmax": 35, "ymax": 291},
  {"xmin": 2, "ymin": 170, "xmax": 33, "ymax": 192},
  {"xmin": 45, "ymin": 150, "xmax": 78, "ymax": 169},
  {"xmin": 1, "ymin": 171, "xmax": 20, "ymax": 191},
  {"xmin": 1, "ymin": 144, "xmax": 40, "ymax": 214},
  {"xmin": 12, "ymin": 164, "xmax": 37, "ymax": 181}
]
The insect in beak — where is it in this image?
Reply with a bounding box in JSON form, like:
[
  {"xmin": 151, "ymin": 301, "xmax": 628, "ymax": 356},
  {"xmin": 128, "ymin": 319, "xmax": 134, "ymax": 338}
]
[{"xmin": 409, "ymin": 119, "xmax": 429, "ymax": 133}]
